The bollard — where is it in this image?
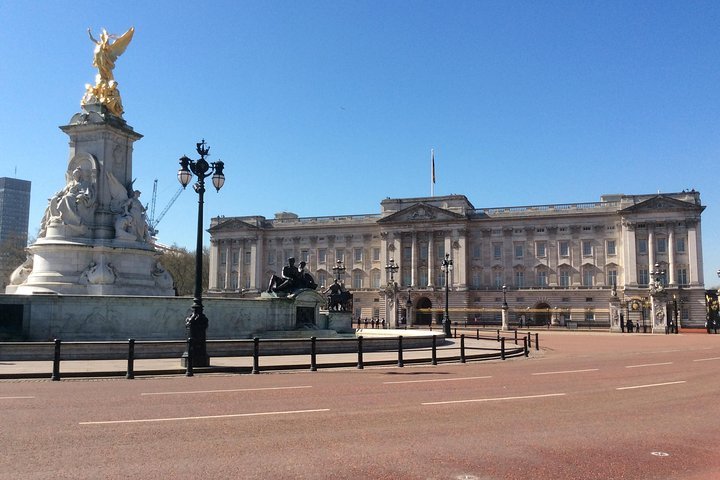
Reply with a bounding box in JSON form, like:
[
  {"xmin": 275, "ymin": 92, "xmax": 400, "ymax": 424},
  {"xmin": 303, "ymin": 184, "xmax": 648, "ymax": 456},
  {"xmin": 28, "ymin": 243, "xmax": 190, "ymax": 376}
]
[
  {"xmin": 527, "ymin": 332, "xmax": 532, "ymax": 349},
  {"xmin": 431, "ymin": 335, "xmax": 437, "ymax": 365},
  {"xmin": 535, "ymin": 333, "xmax": 539, "ymax": 351},
  {"xmin": 185, "ymin": 337, "xmax": 194, "ymax": 377},
  {"xmin": 501, "ymin": 337, "xmax": 506, "ymax": 360},
  {"xmin": 252, "ymin": 337, "xmax": 260, "ymax": 374},
  {"xmin": 51, "ymin": 339, "xmax": 61, "ymax": 381},
  {"xmin": 357, "ymin": 336, "xmax": 364, "ymax": 369},
  {"xmin": 496, "ymin": 329, "xmax": 500, "ymax": 341},
  {"xmin": 453, "ymin": 327, "xmax": 457, "ymax": 338},
  {"xmin": 476, "ymin": 329, "xmax": 480, "ymax": 340},
  {"xmin": 126, "ymin": 338, "xmax": 135, "ymax": 380},
  {"xmin": 397, "ymin": 336, "xmax": 404, "ymax": 367},
  {"xmin": 310, "ymin": 336, "xmax": 317, "ymax": 372},
  {"xmin": 524, "ymin": 337, "xmax": 529, "ymax": 357},
  {"xmin": 514, "ymin": 329, "xmax": 518, "ymax": 345},
  {"xmin": 460, "ymin": 334, "xmax": 466, "ymax": 363}
]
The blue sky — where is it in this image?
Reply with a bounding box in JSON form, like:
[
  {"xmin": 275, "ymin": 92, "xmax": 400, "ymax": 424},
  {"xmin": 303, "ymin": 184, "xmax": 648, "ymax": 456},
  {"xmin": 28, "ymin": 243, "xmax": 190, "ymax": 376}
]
[{"xmin": 1, "ymin": 1, "xmax": 719, "ymax": 285}]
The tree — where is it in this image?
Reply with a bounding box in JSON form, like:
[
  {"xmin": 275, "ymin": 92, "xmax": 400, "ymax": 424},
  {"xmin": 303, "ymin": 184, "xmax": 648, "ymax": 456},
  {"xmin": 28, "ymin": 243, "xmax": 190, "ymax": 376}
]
[
  {"xmin": 0, "ymin": 234, "xmax": 31, "ymax": 289},
  {"xmin": 158, "ymin": 244, "xmax": 209, "ymax": 296}
]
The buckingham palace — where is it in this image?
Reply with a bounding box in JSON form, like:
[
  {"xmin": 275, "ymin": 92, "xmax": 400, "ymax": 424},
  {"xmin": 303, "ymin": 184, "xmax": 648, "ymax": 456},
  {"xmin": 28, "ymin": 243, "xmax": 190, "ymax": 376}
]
[{"xmin": 207, "ymin": 191, "xmax": 706, "ymax": 330}]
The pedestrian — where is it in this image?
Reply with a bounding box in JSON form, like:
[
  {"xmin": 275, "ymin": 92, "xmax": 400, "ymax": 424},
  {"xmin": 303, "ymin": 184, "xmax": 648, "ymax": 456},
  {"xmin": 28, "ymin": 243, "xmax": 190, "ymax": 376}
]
[{"xmin": 626, "ymin": 319, "xmax": 633, "ymax": 333}]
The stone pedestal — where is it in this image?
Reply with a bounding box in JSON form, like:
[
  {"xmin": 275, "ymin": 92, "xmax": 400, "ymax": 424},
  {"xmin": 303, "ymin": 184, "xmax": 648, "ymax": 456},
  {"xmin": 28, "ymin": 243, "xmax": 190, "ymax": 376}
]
[
  {"xmin": 609, "ymin": 298, "xmax": 622, "ymax": 332},
  {"xmin": 5, "ymin": 105, "xmax": 174, "ymax": 296},
  {"xmin": 651, "ymin": 293, "xmax": 669, "ymax": 334},
  {"xmin": 501, "ymin": 306, "xmax": 509, "ymax": 331}
]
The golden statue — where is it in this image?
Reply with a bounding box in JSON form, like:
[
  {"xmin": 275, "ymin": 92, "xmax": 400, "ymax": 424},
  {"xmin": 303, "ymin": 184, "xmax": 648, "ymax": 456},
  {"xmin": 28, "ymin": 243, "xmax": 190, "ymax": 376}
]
[{"xmin": 81, "ymin": 27, "xmax": 134, "ymax": 118}]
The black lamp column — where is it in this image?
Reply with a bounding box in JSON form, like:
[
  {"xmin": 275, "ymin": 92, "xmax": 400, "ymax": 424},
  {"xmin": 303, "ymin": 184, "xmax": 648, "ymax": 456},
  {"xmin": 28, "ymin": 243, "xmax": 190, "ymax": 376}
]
[
  {"xmin": 177, "ymin": 140, "xmax": 225, "ymax": 369},
  {"xmin": 385, "ymin": 258, "xmax": 399, "ymax": 327},
  {"xmin": 441, "ymin": 253, "xmax": 453, "ymax": 337}
]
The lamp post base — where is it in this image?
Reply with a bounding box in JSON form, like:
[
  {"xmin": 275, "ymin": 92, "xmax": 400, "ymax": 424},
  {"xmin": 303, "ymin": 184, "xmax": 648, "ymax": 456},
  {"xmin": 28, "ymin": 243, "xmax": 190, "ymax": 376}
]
[
  {"xmin": 442, "ymin": 317, "xmax": 452, "ymax": 337},
  {"xmin": 182, "ymin": 309, "xmax": 210, "ymax": 367}
]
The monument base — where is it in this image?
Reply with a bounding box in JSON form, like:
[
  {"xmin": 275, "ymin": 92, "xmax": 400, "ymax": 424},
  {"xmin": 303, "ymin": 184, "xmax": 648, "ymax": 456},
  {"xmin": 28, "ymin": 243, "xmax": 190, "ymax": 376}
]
[{"xmin": 7, "ymin": 237, "xmax": 174, "ymax": 296}]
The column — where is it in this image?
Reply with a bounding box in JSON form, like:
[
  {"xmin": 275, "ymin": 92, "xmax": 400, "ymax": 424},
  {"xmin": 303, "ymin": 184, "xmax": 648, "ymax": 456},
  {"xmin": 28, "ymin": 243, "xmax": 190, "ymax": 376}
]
[
  {"xmin": 647, "ymin": 229, "xmax": 655, "ymax": 276},
  {"xmin": 622, "ymin": 221, "xmax": 637, "ymax": 286},
  {"xmin": 456, "ymin": 229, "xmax": 468, "ymax": 290},
  {"xmin": 411, "ymin": 232, "xmax": 418, "ymax": 287},
  {"xmin": 249, "ymin": 239, "xmax": 258, "ymax": 290},
  {"xmin": 427, "ymin": 232, "xmax": 435, "ymax": 288},
  {"xmin": 224, "ymin": 243, "xmax": 231, "ymax": 290},
  {"xmin": 208, "ymin": 239, "xmax": 219, "ymax": 290},
  {"xmin": 668, "ymin": 229, "xmax": 675, "ymax": 285},
  {"xmin": 688, "ymin": 222, "xmax": 701, "ymax": 285}
]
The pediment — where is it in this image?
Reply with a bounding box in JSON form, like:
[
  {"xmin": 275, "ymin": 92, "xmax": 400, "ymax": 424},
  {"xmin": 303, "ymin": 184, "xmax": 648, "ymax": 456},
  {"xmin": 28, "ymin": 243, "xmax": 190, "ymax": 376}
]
[
  {"xmin": 620, "ymin": 195, "xmax": 703, "ymax": 214},
  {"xmin": 378, "ymin": 202, "xmax": 465, "ymax": 224},
  {"xmin": 208, "ymin": 218, "xmax": 260, "ymax": 233}
]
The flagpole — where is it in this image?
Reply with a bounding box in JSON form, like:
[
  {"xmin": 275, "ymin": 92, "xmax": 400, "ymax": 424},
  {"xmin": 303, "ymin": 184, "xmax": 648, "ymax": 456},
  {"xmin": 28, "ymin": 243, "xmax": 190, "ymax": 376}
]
[{"xmin": 431, "ymin": 148, "xmax": 435, "ymax": 197}]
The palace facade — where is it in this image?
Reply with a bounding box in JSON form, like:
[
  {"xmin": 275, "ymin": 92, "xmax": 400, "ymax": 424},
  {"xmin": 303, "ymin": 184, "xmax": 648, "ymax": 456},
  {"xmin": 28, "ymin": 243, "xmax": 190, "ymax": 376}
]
[{"xmin": 208, "ymin": 191, "xmax": 706, "ymax": 329}]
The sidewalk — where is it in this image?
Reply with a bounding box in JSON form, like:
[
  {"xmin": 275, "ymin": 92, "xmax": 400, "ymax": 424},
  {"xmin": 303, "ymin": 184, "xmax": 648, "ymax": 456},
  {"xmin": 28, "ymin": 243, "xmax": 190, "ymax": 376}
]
[{"xmin": 0, "ymin": 337, "xmax": 523, "ymax": 379}]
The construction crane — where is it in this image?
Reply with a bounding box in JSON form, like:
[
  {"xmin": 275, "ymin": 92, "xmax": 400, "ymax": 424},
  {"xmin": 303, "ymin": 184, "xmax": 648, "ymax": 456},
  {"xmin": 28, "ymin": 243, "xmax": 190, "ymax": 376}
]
[{"xmin": 147, "ymin": 179, "xmax": 184, "ymax": 237}]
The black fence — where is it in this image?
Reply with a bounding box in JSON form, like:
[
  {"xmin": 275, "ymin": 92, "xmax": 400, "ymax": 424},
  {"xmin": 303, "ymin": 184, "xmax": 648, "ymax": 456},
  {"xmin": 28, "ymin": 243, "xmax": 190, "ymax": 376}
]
[{"xmin": 0, "ymin": 331, "xmax": 532, "ymax": 381}]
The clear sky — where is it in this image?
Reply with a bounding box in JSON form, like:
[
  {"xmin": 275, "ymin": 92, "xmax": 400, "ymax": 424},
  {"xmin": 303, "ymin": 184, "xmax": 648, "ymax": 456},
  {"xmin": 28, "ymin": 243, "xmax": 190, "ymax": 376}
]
[{"xmin": 1, "ymin": 1, "xmax": 718, "ymax": 286}]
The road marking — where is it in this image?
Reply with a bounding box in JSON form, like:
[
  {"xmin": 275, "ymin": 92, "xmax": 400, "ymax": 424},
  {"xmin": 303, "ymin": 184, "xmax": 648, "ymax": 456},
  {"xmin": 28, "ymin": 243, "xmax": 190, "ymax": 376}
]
[
  {"xmin": 693, "ymin": 357, "xmax": 720, "ymax": 362},
  {"xmin": 531, "ymin": 368, "xmax": 599, "ymax": 376},
  {"xmin": 80, "ymin": 408, "xmax": 330, "ymax": 425},
  {"xmin": 0, "ymin": 396, "xmax": 35, "ymax": 400},
  {"xmin": 384, "ymin": 376, "xmax": 492, "ymax": 385},
  {"xmin": 422, "ymin": 392, "xmax": 566, "ymax": 406},
  {"xmin": 616, "ymin": 381, "xmax": 686, "ymax": 391},
  {"xmin": 651, "ymin": 451, "xmax": 670, "ymax": 457},
  {"xmin": 140, "ymin": 385, "xmax": 312, "ymax": 396},
  {"xmin": 625, "ymin": 362, "xmax": 673, "ymax": 369}
]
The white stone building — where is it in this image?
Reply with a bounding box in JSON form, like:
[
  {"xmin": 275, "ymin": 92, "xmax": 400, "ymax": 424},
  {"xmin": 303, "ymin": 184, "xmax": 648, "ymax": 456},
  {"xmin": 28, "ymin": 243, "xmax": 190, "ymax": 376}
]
[{"xmin": 208, "ymin": 191, "xmax": 706, "ymax": 329}]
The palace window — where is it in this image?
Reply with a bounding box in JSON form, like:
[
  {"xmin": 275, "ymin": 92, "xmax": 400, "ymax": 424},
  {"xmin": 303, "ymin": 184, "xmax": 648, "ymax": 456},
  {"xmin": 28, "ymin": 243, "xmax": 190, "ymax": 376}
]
[
  {"xmin": 515, "ymin": 271, "xmax": 525, "ymax": 288},
  {"xmin": 268, "ymin": 250, "xmax": 276, "ymax": 265},
  {"xmin": 607, "ymin": 269, "xmax": 618, "ymax": 286},
  {"xmin": 301, "ymin": 249, "xmax": 310, "ymax": 263},
  {"xmin": 638, "ymin": 268, "xmax": 649, "ymax": 286},
  {"xmin": 244, "ymin": 251, "xmax": 251, "ymax": 265},
  {"xmin": 352, "ymin": 271, "xmax": 363, "ymax": 289},
  {"xmin": 582, "ymin": 240, "xmax": 593, "ymax": 256},
  {"xmin": 637, "ymin": 239, "xmax": 648, "ymax": 255},
  {"xmin": 677, "ymin": 268, "xmax": 688, "ymax": 286},
  {"xmin": 514, "ymin": 244, "xmax": 524, "ymax": 259},
  {"xmin": 559, "ymin": 241, "xmax": 569, "ymax": 257},
  {"xmin": 335, "ymin": 249, "xmax": 344, "ymax": 263},
  {"xmin": 493, "ymin": 243, "xmax": 502, "ymax": 260},
  {"xmin": 494, "ymin": 271, "xmax": 503, "ymax": 288},
  {"xmin": 656, "ymin": 238, "xmax": 667, "ymax": 254},
  {"xmin": 606, "ymin": 240, "xmax": 616, "ymax": 256},
  {"xmin": 537, "ymin": 270, "xmax": 548, "ymax": 287},
  {"xmin": 676, "ymin": 237, "xmax": 686, "ymax": 253},
  {"xmin": 472, "ymin": 244, "xmax": 481, "ymax": 259},
  {"xmin": 371, "ymin": 270, "xmax": 381, "ymax": 288},
  {"xmin": 559, "ymin": 270, "xmax": 571, "ymax": 287},
  {"xmin": 582, "ymin": 268, "xmax": 594, "ymax": 286},
  {"xmin": 317, "ymin": 248, "xmax": 326, "ymax": 264},
  {"xmin": 354, "ymin": 248, "xmax": 363, "ymax": 263},
  {"xmin": 536, "ymin": 242, "xmax": 546, "ymax": 258},
  {"xmin": 372, "ymin": 247, "xmax": 380, "ymax": 262}
]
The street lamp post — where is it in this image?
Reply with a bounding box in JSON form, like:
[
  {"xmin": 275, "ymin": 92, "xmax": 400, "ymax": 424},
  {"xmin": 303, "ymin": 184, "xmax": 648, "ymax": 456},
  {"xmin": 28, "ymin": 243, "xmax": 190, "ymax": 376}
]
[
  {"xmin": 501, "ymin": 284, "xmax": 509, "ymax": 331},
  {"xmin": 441, "ymin": 253, "xmax": 453, "ymax": 337},
  {"xmin": 177, "ymin": 140, "xmax": 225, "ymax": 370},
  {"xmin": 385, "ymin": 258, "xmax": 399, "ymax": 327},
  {"xmin": 406, "ymin": 288, "xmax": 413, "ymax": 327}
]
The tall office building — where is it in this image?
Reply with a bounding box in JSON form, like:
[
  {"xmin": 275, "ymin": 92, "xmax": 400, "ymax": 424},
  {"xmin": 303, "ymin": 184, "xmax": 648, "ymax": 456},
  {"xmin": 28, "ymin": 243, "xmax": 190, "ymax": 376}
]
[
  {"xmin": 207, "ymin": 190, "xmax": 706, "ymax": 329},
  {"xmin": 0, "ymin": 177, "xmax": 31, "ymax": 286}
]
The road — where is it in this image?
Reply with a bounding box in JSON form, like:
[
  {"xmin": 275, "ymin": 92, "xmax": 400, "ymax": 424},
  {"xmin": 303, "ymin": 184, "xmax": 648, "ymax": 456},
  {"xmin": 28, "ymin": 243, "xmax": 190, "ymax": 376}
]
[{"xmin": 1, "ymin": 332, "xmax": 718, "ymax": 479}]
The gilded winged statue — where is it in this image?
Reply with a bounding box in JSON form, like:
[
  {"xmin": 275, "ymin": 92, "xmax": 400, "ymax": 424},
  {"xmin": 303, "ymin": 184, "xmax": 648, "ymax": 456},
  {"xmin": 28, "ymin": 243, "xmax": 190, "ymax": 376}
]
[
  {"xmin": 82, "ymin": 27, "xmax": 134, "ymax": 117},
  {"xmin": 88, "ymin": 27, "xmax": 134, "ymax": 83}
]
